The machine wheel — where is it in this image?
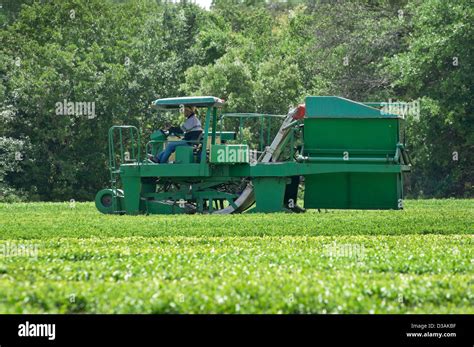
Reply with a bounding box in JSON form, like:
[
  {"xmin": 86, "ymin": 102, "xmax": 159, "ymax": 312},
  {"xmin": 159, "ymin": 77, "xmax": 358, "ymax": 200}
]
[{"xmin": 95, "ymin": 188, "xmax": 124, "ymax": 214}]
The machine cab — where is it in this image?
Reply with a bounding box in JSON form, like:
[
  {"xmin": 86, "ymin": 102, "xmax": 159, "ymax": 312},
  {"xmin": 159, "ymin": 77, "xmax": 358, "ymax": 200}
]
[{"xmin": 149, "ymin": 96, "xmax": 231, "ymax": 164}]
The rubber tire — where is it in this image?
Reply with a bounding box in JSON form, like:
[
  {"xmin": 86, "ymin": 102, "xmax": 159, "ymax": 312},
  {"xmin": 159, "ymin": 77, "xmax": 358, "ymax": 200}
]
[{"xmin": 95, "ymin": 188, "xmax": 124, "ymax": 214}]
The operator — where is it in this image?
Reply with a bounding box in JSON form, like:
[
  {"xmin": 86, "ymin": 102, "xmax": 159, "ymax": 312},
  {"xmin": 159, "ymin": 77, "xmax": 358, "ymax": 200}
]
[{"xmin": 151, "ymin": 106, "xmax": 203, "ymax": 163}]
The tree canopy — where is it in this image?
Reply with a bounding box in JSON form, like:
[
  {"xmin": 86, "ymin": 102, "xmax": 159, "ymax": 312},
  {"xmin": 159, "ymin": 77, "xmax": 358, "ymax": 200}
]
[{"xmin": 0, "ymin": 0, "xmax": 472, "ymax": 201}]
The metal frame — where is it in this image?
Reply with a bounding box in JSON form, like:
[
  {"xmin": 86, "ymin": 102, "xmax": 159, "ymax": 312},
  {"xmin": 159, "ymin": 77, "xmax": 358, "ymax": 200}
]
[{"xmin": 96, "ymin": 96, "xmax": 411, "ymax": 215}]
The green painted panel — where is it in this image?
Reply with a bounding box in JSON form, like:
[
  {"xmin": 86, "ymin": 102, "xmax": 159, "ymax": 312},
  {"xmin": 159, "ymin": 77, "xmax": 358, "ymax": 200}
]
[
  {"xmin": 304, "ymin": 173, "xmax": 401, "ymax": 209},
  {"xmin": 145, "ymin": 200, "xmax": 186, "ymax": 214},
  {"xmin": 121, "ymin": 175, "xmax": 141, "ymax": 215},
  {"xmin": 138, "ymin": 163, "xmax": 207, "ymax": 177},
  {"xmin": 175, "ymin": 146, "xmax": 194, "ymax": 164},
  {"xmin": 305, "ymin": 96, "xmax": 398, "ymax": 118},
  {"xmin": 253, "ymin": 177, "xmax": 287, "ymax": 213},
  {"xmin": 304, "ymin": 118, "xmax": 399, "ymax": 153}
]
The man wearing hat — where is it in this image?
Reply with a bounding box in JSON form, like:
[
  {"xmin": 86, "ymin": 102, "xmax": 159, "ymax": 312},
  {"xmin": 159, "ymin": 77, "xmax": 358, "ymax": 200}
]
[{"xmin": 152, "ymin": 106, "xmax": 203, "ymax": 163}]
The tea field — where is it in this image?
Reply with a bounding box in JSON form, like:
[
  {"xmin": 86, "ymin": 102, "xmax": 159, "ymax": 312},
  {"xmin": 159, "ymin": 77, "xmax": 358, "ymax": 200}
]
[{"xmin": 0, "ymin": 199, "xmax": 472, "ymax": 313}]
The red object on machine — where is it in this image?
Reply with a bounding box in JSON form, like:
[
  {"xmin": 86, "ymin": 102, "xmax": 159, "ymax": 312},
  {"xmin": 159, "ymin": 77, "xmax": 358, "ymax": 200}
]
[{"xmin": 292, "ymin": 104, "xmax": 306, "ymax": 120}]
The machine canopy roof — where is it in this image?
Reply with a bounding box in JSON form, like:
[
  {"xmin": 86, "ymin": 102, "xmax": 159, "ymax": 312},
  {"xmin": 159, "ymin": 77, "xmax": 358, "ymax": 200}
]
[{"xmin": 152, "ymin": 96, "xmax": 225, "ymax": 109}]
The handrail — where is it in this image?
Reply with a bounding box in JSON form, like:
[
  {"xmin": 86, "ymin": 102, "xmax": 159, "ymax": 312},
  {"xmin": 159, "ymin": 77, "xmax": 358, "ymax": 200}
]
[
  {"xmin": 220, "ymin": 113, "xmax": 286, "ymax": 118},
  {"xmin": 108, "ymin": 125, "xmax": 141, "ymax": 170},
  {"xmin": 107, "ymin": 125, "xmax": 141, "ymax": 213},
  {"xmin": 296, "ymin": 156, "xmax": 398, "ymax": 163},
  {"xmin": 219, "ymin": 113, "xmax": 288, "ymax": 152},
  {"xmin": 297, "ymin": 144, "xmax": 403, "ymax": 164}
]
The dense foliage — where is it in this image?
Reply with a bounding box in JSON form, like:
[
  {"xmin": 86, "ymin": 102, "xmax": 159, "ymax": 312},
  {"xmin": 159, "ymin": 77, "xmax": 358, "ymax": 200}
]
[
  {"xmin": 0, "ymin": 199, "xmax": 472, "ymax": 313},
  {"xmin": 0, "ymin": 0, "xmax": 472, "ymax": 201}
]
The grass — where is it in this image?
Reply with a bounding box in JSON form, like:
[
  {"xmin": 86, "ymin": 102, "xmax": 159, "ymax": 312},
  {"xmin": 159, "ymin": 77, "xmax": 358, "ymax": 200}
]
[{"xmin": 0, "ymin": 199, "xmax": 472, "ymax": 313}]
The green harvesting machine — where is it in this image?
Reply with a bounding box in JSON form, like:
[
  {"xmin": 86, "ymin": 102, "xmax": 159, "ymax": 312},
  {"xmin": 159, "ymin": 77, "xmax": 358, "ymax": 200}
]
[{"xmin": 95, "ymin": 96, "xmax": 411, "ymax": 215}]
